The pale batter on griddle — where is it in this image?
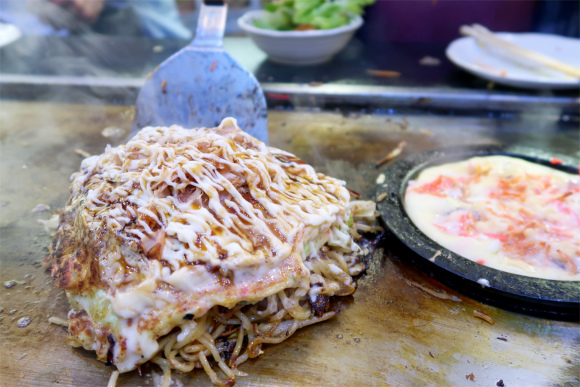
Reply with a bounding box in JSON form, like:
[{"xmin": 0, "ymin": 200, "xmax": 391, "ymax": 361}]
[{"xmin": 405, "ymin": 156, "xmax": 580, "ymax": 281}]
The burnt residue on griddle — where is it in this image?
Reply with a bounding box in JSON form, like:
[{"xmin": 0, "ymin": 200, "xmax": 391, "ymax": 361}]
[{"xmin": 356, "ymin": 231, "xmax": 386, "ymax": 272}]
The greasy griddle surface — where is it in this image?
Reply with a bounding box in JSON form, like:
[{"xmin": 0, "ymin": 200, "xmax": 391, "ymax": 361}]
[{"xmin": 1, "ymin": 102, "xmax": 578, "ymax": 387}]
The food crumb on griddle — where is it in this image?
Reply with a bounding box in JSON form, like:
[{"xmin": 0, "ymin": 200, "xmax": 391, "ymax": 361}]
[
  {"xmin": 101, "ymin": 127, "xmax": 125, "ymax": 138},
  {"xmin": 404, "ymin": 278, "xmax": 461, "ymax": 301},
  {"xmin": 429, "ymin": 250, "xmax": 442, "ymax": 262},
  {"xmin": 376, "ymin": 192, "xmax": 387, "ymax": 202},
  {"xmin": 562, "ymin": 356, "xmax": 572, "ymax": 364},
  {"xmin": 376, "ymin": 141, "xmax": 407, "ymax": 167},
  {"xmin": 465, "ymin": 373, "xmax": 475, "ymax": 381},
  {"xmin": 473, "ymin": 310, "xmax": 495, "ymax": 324},
  {"xmin": 4, "ymin": 280, "xmax": 17, "ymax": 288},
  {"xmin": 32, "ymin": 204, "xmax": 50, "ymax": 213},
  {"xmin": 74, "ymin": 148, "xmax": 91, "ymax": 158},
  {"xmin": 16, "ymin": 317, "xmax": 31, "ymax": 328}
]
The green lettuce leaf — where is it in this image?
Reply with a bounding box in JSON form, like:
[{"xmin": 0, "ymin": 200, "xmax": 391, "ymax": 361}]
[
  {"xmin": 253, "ymin": 5, "xmax": 295, "ymax": 30},
  {"xmin": 254, "ymin": 0, "xmax": 375, "ymax": 31}
]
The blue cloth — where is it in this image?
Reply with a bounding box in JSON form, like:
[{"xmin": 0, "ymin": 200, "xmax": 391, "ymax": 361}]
[
  {"xmin": 127, "ymin": 0, "xmax": 192, "ymax": 39},
  {"xmin": 0, "ymin": 0, "xmax": 63, "ymax": 36},
  {"xmin": 0, "ymin": 0, "xmax": 192, "ymax": 39}
]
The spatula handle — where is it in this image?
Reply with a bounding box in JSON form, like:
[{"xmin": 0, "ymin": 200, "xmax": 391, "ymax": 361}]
[{"xmin": 192, "ymin": 0, "xmax": 227, "ymax": 48}]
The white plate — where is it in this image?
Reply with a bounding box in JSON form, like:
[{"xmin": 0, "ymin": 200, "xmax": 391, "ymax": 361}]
[
  {"xmin": 446, "ymin": 33, "xmax": 580, "ymax": 89},
  {"xmin": 0, "ymin": 23, "xmax": 21, "ymax": 48}
]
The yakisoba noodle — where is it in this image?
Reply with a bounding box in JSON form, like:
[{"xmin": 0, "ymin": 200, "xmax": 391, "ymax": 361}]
[{"xmin": 43, "ymin": 118, "xmax": 379, "ymax": 386}]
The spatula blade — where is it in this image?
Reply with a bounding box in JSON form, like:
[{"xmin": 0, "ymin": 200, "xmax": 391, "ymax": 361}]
[{"xmin": 131, "ymin": 48, "xmax": 268, "ymax": 143}]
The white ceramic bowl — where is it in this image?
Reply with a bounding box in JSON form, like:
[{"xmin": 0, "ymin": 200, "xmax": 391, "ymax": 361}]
[{"xmin": 238, "ymin": 10, "xmax": 363, "ymax": 65}]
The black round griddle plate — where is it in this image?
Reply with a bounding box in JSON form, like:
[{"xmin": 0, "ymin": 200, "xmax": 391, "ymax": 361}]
[{"xmin": 376, "ymin": 144, "xmax": 580, "ymax": 319}]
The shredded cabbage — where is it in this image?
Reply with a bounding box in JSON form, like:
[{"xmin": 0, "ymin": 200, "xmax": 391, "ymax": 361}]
[{"xmin": 349, "ymin": 200, "xmax": 377, "ymax": 222}]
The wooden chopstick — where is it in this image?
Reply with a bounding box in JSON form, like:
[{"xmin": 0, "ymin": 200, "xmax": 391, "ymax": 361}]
[{"xmin": 460, "ymin": 24, "xmax": 580, "ymax": 79}]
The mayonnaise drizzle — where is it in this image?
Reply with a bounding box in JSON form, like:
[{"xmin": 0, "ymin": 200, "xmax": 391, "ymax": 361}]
[{"xmin": 65, "ymin": 118, "xmax": 354, "ymax": 371}]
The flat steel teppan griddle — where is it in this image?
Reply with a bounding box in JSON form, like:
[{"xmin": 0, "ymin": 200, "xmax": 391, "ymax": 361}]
[
  {"xmin": 1, "ymin": 103, "xmax": 579, "ymax": 387},
  {"xmin": 376, "ymin": 144, "xmax": 580, "ymax": 319}
]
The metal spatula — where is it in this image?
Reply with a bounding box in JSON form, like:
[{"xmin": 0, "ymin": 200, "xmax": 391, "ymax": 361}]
[{"xmin": 130, "ymin": 0, "xmax": 268, "ymax": 143}]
